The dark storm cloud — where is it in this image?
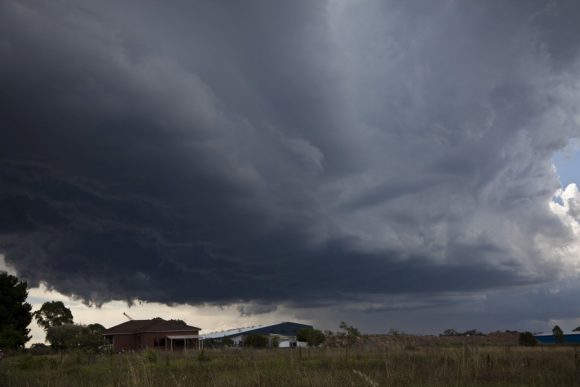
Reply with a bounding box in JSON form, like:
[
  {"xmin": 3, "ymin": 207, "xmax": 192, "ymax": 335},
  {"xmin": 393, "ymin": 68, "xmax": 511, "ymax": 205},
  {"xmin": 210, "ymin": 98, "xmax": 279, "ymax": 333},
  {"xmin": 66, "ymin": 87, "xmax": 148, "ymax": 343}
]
[{"xmin": 1, "ymin": 0, "xmax": 580, "ymax": 316}]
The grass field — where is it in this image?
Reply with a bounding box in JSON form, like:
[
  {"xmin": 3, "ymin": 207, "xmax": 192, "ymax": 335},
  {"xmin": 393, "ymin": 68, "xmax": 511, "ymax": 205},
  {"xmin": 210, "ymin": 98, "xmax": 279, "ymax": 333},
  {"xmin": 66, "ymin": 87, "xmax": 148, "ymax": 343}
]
[{"xmin": 2, "ymin": 344, "xmax": 580, "ymax": 386}]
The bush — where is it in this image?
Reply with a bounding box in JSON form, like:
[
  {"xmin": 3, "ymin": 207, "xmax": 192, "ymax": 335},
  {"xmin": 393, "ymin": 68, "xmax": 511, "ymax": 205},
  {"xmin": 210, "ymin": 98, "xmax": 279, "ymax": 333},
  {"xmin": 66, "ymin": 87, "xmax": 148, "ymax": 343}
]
[
  {"xmin": 553, "ymin": 325, "xmax": 565, "ymax": 344},
  {"xmin": 29, "ymin": 343, "xmax": 51, "ymax": 355},
  {"xmin": 15, "ymin": 354, "xmax": 44, "ymax": 370},
  {"xmin": 518, "ymin": 332, "xmax": 537, "ymax": 346},
  {"xmin": 243, "ymin": 334, "xmax": 268, "ymax": 348},
  {"xmin": 197, "ymin": 348, "xmax": 210, "ymax": 362},
  {"xmin": 143, "ymin": 350, "xmax": 157, "ymax": 363},
  {"xmin": 47, "ymin": 324, "xmax": 101, "ymax": 352},
  {"xmin": 297, "ymin": 328, "xmax": 326, "ymax": 347}
]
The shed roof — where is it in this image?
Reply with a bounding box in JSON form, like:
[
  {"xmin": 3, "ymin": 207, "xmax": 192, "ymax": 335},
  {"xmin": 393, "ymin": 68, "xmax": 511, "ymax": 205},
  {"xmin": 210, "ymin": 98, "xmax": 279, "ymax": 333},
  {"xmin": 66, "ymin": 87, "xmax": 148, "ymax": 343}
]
[
  {"xmin": 201, "ymin": 324, "xmax": 266, "ymax": 339},
  {"xmin": 534, "ymin": 332, "xmax": 580, "ymax": 337},
  {"xmin": 103, "ymin": 318, "xmax": 200, "ymax": 335},
  {"xmin": 200, "ymin": 321, "xmax": 311, "ymax": 339}
]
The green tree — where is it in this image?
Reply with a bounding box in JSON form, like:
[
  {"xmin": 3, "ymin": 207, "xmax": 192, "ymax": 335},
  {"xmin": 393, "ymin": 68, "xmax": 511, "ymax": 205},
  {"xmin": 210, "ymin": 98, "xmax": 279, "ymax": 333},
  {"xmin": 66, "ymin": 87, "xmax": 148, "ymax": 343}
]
[
  {"xmin": 552, "ymin": 325, "xmax": 565, "ymax": 344},
  {"xmin": 87, "ymin": 323, "xmax": 105, "ymax": 335},
  {"xmin": 243, "ymin": 334, "xmax": 268, "ymax": 348},
  {"xmin": 46, "ymin": 324, "xmax": 102, "ymax": 352},
  {"xmin": 518, "ymin": 331, "xmax": 537, "ymax": 346},
  {"xmin": 339, "ymin": 321, "xmax": 361, "ymax": 347},
  {"xmin": 33, "ymin": 301, "xmax": 73, "ymax": 331},
  {"xmin": 297, "ymin": 327, "xmax": 326, "ymax": 347},
  {"xmin": 0, "ymin": 271, "xmax": 32, "ymax": 349}
]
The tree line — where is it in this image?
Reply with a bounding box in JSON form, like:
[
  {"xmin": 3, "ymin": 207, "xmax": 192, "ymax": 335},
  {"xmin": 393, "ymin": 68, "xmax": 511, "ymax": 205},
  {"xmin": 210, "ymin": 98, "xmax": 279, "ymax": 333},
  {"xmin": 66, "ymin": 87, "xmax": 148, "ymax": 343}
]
[
  {"xmin": 2, "ymin": 270, "xmax": 578, "ymax": 353},
  {"xmin": 1, "ymin": 272, "xmax": 104, "ymax": 352}
]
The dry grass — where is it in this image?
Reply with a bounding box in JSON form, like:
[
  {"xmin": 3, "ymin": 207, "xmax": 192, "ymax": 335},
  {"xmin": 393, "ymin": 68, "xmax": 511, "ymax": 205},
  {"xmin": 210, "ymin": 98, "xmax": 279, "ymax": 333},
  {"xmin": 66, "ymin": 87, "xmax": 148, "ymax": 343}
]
[{"xmin": 1, "ymin": 344, "xmax": 580, "ymax": 386}]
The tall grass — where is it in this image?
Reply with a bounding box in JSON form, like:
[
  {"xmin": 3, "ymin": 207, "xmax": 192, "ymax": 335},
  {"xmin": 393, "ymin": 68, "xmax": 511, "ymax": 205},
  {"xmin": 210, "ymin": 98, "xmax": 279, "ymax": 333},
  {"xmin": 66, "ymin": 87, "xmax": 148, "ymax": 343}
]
[{"xmin": 1, "ymin": 345, "xmax": 580, "ymax": 386}]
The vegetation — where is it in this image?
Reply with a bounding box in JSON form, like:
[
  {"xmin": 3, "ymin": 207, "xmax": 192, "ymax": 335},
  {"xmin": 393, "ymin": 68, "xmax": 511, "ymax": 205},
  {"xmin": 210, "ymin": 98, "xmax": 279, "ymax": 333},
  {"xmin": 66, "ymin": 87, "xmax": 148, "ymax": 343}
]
[
  {"xmin": 86, "ymin": 323, "xmax": 106, "ymax": 335},
  {"xmin": 45, "ymin": 324, "xmax": 103, "ymax": 352},
  {"xmin": 441, "ymin": 329, "xmax": 485, "ymax": 337},
  {"xmin": 2, "ymin": 344, "xmax": 580, "ymax": 386},
  {"xmin": 297, "ymin": 327, "xmax": 326, "ymax": 347},
  {"xmin": 0, "ymin": 271, "xmax": 32, "ymax": 349},
  {"xmin": 518, "ymin": 331, "xmax": 537, "ymax": 346},
  {"xmin": 553, "ymin": 325, "xmax": 565, "ymax": 344},
  {"xmin": 338, "ymin": 321, "xmax": 361, "ymax": 347},
  {"xmin": 33, "ymin": 301, "xmax": 74, "ymax": 332},
  {"xmin": 243, "ymin": 334, "xmax": 269, "ymax": 348}
]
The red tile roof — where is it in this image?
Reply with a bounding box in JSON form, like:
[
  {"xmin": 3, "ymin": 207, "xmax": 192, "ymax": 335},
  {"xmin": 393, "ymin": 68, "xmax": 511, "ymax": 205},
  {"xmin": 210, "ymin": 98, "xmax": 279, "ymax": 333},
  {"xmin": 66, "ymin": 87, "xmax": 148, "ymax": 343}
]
[{"xmin": 103, "ymin": 318, "xmax": 200, "ymax": 335}]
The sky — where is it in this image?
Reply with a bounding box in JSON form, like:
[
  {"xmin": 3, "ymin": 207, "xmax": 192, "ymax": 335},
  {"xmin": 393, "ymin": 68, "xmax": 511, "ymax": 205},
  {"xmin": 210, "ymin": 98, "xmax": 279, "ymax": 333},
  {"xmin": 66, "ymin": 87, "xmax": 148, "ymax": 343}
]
[{"xmin": 2, "ymin": 0, "xmax": 580, "ymax": 343}]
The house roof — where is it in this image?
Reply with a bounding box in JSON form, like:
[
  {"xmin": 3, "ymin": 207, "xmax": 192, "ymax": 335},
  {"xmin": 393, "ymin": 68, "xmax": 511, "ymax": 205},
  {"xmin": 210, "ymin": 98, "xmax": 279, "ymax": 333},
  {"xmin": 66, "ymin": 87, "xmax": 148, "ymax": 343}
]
[{"xmin": 103, "ymin": 319, "xmax": 200, "ymax": 335}]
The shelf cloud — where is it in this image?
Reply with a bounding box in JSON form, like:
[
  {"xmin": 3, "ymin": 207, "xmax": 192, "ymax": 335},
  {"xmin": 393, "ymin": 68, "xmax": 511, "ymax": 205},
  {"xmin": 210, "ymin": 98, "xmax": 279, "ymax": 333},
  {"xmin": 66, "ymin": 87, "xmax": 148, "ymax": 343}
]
[{"xmin": 1, "ymin": 1, "xmax": 580, "ymax": 328}]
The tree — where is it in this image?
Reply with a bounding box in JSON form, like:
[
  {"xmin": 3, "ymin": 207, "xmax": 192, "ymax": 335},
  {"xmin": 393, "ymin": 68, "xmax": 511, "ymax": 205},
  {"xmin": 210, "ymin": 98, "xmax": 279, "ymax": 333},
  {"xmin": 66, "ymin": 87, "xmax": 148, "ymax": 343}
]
[
  {"xmin": 33, "ymin": 301, "xmax": 73, "ymax": 331},
  {"xmin": 518, "ymin": 331, "xmax": 537, "ymax": 346},
  {"xmin": 46, "ymin": 324, "xmax": 102, "ymax": 352},
  {"xmin": 552, "ymin": 325, "xmax": 565, "ymax": 344},
  {"xmin": 87, "ymin": 323, "xmax": 105, "ymax": 335},
  {"xmin": 297, "ymin": 327, "xmax": 326, "ymax": 347},
  {"xmin": 0, "ymin": 271, "xmax": 32, "ymax": 349},
  {"xmin": 339, "ymin": 321, "xmax": 361, "ymax": 347},
  {"xmin": 243, "ymin": 334, "xmax": 268, "ymax": 348}
]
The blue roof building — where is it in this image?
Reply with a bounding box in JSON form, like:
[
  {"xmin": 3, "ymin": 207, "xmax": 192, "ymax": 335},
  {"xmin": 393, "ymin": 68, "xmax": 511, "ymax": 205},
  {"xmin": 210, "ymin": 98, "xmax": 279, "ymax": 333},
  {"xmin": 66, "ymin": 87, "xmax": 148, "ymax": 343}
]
[
  {"xmin": 200, "ymin": 321, "xmax": 312, "ymax": 346},
  {"xmin": 534, "ymin": 332, "xmax": 580, "ymax": 344}
]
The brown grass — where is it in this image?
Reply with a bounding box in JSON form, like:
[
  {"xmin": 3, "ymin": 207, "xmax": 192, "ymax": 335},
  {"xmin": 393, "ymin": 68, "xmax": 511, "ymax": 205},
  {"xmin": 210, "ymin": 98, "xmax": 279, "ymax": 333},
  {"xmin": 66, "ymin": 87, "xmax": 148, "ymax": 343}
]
[{"xmin": 1, "ymin": 343, "xmax": 579, "ymax": 386}]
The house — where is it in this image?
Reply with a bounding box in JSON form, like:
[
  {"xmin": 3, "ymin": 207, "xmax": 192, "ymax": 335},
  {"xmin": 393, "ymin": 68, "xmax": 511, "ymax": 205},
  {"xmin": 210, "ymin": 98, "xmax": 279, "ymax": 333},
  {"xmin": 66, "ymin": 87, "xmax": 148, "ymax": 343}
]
[
  {"xmin": 534, "ymin": 331, "xmax": 580, "ymax": 344},
  {"xmin": 200, "ymin": 321, "xmax": 312, "ymax": 347},
  {"xmin": 103, "ymin": 318, "xmax": 201, "ymax": 351}
]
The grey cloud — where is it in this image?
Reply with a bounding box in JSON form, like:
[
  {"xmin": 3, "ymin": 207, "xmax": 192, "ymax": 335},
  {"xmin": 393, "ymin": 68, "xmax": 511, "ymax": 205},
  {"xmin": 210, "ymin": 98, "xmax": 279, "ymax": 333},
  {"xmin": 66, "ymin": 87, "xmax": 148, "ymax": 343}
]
[{"xmin": 1, "ymin": 0, "xmax": 580, "ymax": 329}]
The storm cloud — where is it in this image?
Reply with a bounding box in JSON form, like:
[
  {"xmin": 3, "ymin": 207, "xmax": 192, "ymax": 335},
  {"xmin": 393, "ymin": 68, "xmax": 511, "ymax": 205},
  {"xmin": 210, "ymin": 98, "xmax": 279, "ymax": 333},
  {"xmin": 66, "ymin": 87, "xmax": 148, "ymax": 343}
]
[{"xmin": 1, "ymin": 0, "xmax": 580, "ymax": 323}]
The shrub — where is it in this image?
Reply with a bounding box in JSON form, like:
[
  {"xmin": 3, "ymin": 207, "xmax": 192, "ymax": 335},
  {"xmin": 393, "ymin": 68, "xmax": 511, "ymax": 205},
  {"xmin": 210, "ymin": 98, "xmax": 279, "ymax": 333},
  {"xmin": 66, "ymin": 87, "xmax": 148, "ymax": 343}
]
[
  {"xmin": 197, "ymin": 348, "xmax": 210, "ymax": 362},
  {"xmin": 46, "ymin": 324, "xmax": 102, "ymax": 352},
  {"xmin": 297, "ymin": 328, "xmax": 326, "ymax": 347},
  {"xmin": 553, "ymin": 325, "xmax": 565, "ymax": 344},
  {"xmin": 243, "ymin": 334, "xmax": 268, "ymax": 348},
  {"xmin": 338, "ymin": 322, "xmax": 361, "ymax": 347},
  {"xmin": 143, "ymin": 349, "xmax": 157, "ymax": 363},
  {"xmin": 518, "ymin": 332, "xmax": 537, "ymax": 346},
  {"xmin": 15, "ymin": 354, "xmax": 42, "ymax": 370}
]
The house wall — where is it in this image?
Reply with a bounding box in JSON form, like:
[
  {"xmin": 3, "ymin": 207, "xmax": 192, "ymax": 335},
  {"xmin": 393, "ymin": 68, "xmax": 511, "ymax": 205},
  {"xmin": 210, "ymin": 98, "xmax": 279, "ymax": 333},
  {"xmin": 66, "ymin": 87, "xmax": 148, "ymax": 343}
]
[
  {"xmin": 140, "ymin": 330, "xmax": 200, "ymax": 349},
  {"xmin": 112, "ymin": 334, "xmax": 136, "ymax": 351},
  {"xmin": 108, "ymin": 329, "xmax": 200, "ymax": 351}
]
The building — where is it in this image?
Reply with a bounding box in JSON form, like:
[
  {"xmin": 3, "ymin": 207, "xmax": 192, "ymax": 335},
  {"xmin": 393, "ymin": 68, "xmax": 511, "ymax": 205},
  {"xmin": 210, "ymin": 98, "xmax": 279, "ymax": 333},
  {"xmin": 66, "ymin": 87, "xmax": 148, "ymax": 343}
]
[
  {"xmin": 200, "ymin": 321, "xmax": 312, "ymax": 347},
  {"xmin": 534, "ymin": 332, "xmax": 580, "ymax": 344},
  {"xmin": 103, "ymin": 318, "xmax": 201, "ymax": 351}
]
